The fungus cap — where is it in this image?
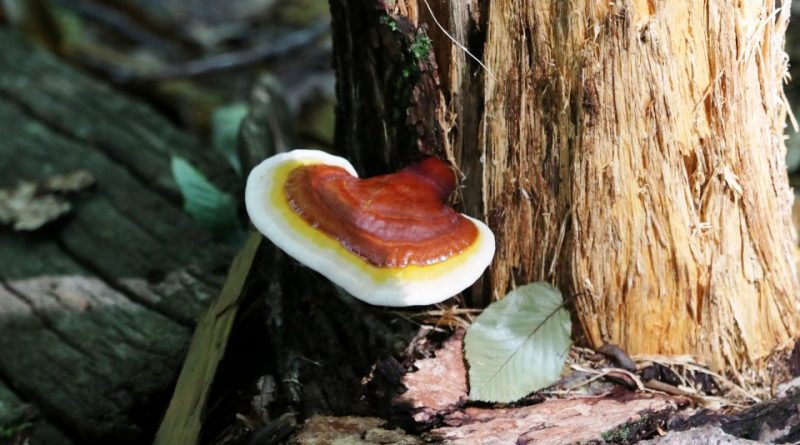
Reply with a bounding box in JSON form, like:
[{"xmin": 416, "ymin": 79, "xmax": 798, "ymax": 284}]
[{"xmin": 245, "ymin": 149, "xmax": 495, "ymax": 306}]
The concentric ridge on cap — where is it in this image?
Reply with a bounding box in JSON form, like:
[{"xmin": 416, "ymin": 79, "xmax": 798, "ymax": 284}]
[{"xmin": 245, "ymin": 149, "xmax": 496, "ymax": 307}]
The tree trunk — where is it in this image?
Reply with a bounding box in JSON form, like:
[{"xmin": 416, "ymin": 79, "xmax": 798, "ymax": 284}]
[{"xmin": 329, "ymin": 1, "xmax": 800, "ymax": 374}]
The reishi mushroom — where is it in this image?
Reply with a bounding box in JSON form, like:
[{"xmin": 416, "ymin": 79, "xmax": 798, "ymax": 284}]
[{"xmin": 245, "ymin": 149, "xmax": 495, "ymax": 306}]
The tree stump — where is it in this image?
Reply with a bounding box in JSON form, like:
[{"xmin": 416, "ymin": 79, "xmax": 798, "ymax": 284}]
[{"xmin": 328, "ymin": 0, "xmax": 800, "ymax": 374}]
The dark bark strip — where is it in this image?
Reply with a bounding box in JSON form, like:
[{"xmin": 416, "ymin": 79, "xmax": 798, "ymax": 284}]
[{"xmin": 330, "ymin": 0, "xmax": 447, "ymax": 176}]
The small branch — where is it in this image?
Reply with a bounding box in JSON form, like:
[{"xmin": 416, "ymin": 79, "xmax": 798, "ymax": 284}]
[
  {"xmin": 53, "ymin": 0, "xmax": 187, "ymax": 55},
  {"xmin": 127, "ymin": 20, "xmax": 330, "ymax": 83}
]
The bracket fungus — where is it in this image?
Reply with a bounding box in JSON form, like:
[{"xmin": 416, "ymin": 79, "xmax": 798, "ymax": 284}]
[{"xmin": 245, "ymin": 150, "xmax": 495, "ymax": 306}]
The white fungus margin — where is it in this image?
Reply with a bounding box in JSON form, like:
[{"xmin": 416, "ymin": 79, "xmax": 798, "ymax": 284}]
[{"xmin": 245, "ymin": 149, "xmax": 495, "ymax": 307}]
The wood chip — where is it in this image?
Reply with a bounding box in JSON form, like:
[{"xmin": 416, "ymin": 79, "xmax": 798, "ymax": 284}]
[
  {"xmin": 290, "ymin": 416, "xmax": 421, "ymax": 445},
  {"xmin": 431, "ymin": 394, "xmax": 677, "ymax": 444},
  {"xmin": 396, "ymin": 329, "xmax": 468, "ymax": 423}
]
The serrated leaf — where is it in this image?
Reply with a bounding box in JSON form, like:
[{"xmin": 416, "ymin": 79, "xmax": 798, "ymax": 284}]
[
  {"xmin": 465, "ymin": 282, "xmax": 572, "ymax": 403},
  {"xmin": 171, "ymin": 156, "xmax": 243, "ymax": 243}
]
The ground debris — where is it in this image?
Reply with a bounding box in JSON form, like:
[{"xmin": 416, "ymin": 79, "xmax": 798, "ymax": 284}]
[
  {"xmin": 0, "ymin": 170, "xmax": 95, "ymax": 231},
  {"xmin": 599, "ymin": 343, "xmax": 637, "ymax": 372},
  {"xmin": 430, "ymin": 395, "xmax": 676, "ymax": 444},
  {"xmin": 396, "ymin": 329, "xmax": 468, "ymax": 424},
  {"xmin": 0, "ymin": 182, "xmax": 70, "ymax": 230},
  {"xmin": 383, "ymin": 329, "xmax": 681, "ymax": 444},
  {"xmin": 639, "ymin": 425, "xmax": 760, "ymax": 444},
  {"xmin": 290, "ymin": 416, "xmax": 421, "ymax": 445}
]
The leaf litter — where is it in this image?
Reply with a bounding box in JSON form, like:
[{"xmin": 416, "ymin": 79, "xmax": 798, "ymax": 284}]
[
  {"xmin": 401, "ymin": 308, "xmax": 766, "ymax": 413},
  {"xmin": 0, "ymin": 170, "xmax": 95, "ymax": 231}
]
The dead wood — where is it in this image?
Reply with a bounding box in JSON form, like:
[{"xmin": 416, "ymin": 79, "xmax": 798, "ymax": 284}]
[
  {"xmin": 207, "ymin": 1, "xmax": 800, "ymax": 443},
  {"xmin": 290, "ymin": 416, "xmax": 421, "ymax": 445},
  {"xmin": 251, "ymin": 244, "xmax": 418, "ymax": 417},
  {"xmin": 0, "ymin": 29, "xmax": 236, "ymax": 444},
  {"xmin": 155, "ymin": 234, "xmax": 262, "ymax": 445},
  {"xmin": 640, "ymin": 426, "xmax": 760, "ymax": 445},
  {"xmin": 328, "ymin": 0, "xmax": 800, "ymax": 378},
  {"xmin": 669, "ymin": 388, "xmax": 800, "ymax": 443}
]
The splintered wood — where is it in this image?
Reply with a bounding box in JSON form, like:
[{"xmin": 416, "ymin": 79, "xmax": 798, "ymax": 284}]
[
  {"xmin": 319, "ymin": 330, "xmax": 678, "ymax": 444},
  {"xmin": 396, "ymin": 330, "xmax": 468, "ymax": 423},
  {"xmin": 431, "ymin": 396, "xmax": 676, "ymax": 445},
  {"xmin": 410, "ymin": 1, "xmax": 800, "ymax": 374}
]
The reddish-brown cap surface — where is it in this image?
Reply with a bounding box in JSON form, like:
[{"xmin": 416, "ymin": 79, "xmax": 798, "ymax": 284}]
[{"xmin": 245, "ymin": 150, "xmax": 495, "ymax": 306}]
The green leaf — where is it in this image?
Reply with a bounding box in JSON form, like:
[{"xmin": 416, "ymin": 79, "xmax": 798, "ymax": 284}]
[
  {"xmin": 211, "ymin": 103, "xmax": 249, "ymax": 175},
  {"xmin": 465, "ymin": 282, "xmax": 572, "ymax": 403},
  {"xmin": 171, "ymin": 156, "xmax": 243, "ymax": 244}
]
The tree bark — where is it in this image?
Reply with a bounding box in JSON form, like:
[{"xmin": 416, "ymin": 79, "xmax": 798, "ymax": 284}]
[{"xmin": 329, "ymin": 0, "xmax": 800, "ymax": 374}]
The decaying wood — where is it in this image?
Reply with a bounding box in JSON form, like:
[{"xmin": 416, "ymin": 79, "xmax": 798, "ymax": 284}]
[
  {"xmin": 194, "ymin": 89, "xmax": 419, "ymax": 442},
  {"xmin": 722, "ymin": 388, "xmax": 800, "ymax": 442},
  {"xmin": 395, "ymin": 329, "xmax": 468, "ymax": 425},
  {"xmin": 238, "ymin": 74, "xmax": 293, "ymax": 176},
  {"xmin": 276, "ymin": 320, "xmax": 799, "ymax": 444},
  {"xmin": 290, "ymin": 416, "xmax": 421, "ymax": 445},
  {"xmin": 247, "ymin": 235, "xmax": 418, "ymax": 418},
  {"xmin": 430, "ymin": 395, "xmax": 677, "ymax": 444},
  {"xmin": 0, "ymin": 380, "xmax": 30, "ymax": 430},
  {"xmin": 193, "ymin": 244, "xmax": 422, "ymax": 441},
  {"xmin": 375, "ymin": 327, "xmax": 680, "ymax": 444},
  {"xmin": 669, "ymin": 387, "xmax": 800, "ymax": 443},
  {"xmin": 0, "ymin": 29, "xmax": 235, "ymax": 444},
  {"xmin": 0, "ymin": 29, "xmax": 232, "ymax": 324},
  {"xmin": 329, "ymin": 0, "xmax": 800, "ymax": 374},
  {"xmin": 0, "ymin": 270, "xmax": 189, "ymax": 442},
  {"xmin": 329, "ymin": 0, "xmax": 449, "ymax": 175},
  {"xmin": 0, "ymin": 98, "xmax": 220, "ymax": 323},
  {"xmin": 154, "ymin": 233, "xmax": 261, "ymax": 445},
  {"xmin": 640, "ymin": 426, "xmax": 759, "ymax": 445},
  {"xmin": 0, "ymin": 29, "xmax": 235, "ymax": 202},
  {"xmin": 0, "ymin": 378, "xmax": 75, "ymax": 445}
]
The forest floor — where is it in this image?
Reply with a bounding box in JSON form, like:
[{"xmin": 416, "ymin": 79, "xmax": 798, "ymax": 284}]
[{"xmin": 2, "ymin": 1, "xmax": 800, "ymax": 444}]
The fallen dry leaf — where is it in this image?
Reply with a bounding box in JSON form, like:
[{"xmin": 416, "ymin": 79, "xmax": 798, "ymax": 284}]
[
  {"xmin": 0, "ymin": 182, "xmax": 72, "ymax": 231},
  {"xmin": 0, "ymin": 170, "xmax": 96, "ymax": 231}
]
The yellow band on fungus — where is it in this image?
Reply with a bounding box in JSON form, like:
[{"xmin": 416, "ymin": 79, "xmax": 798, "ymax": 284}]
[{"xmin": 268, "ymin": 159, "xmax": 482, "ymax": 283}]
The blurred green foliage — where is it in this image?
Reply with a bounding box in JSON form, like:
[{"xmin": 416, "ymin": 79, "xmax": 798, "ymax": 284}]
[
  {"xmin": 212, "ymin": 102, "xmax": 249, "ymax": 175},
  {"xmin": 171, "ymin": 156, "xmax": 245, "ymax": 245}
]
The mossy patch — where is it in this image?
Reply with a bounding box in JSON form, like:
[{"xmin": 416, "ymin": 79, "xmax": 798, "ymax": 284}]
[
  {"xmin": 599, "ymin": 411, "xmax": 667, "ymax": 444},
  {"xmin": 409, "ymin": 34, "xmax": 432, "ymax": 61}
]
